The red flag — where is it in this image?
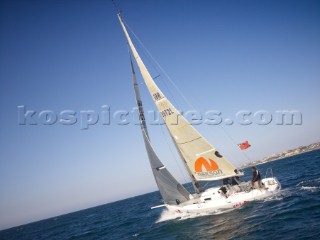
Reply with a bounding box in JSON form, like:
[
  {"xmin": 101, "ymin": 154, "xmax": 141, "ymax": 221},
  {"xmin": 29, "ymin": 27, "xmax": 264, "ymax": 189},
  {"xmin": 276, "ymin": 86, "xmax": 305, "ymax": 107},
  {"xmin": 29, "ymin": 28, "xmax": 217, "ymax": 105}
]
[{"xmin": 238, "ymin": 141, "xmax": 251, "ymax": 150}]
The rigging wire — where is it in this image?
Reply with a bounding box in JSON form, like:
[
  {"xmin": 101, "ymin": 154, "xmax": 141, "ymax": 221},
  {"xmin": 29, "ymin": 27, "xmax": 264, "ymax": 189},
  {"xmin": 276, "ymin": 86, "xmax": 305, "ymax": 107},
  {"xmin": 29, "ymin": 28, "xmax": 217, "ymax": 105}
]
[
  {"xmin": 111, "ymin": 0, "xmax": 122, "ymax": 15},
  {"xmin": 218, "ymin": 125, "xmax": 251, "ymax": 163},
  {"xmin": 159, "ymin": 123, "xmax": 190, "ymax": 184}
]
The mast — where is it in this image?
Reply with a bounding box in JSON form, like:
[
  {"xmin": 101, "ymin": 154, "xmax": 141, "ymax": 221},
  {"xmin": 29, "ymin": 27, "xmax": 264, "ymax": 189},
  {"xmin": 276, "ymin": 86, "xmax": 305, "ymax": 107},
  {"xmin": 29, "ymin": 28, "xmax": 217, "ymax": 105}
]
[
  {"xmin": 130, "ymin": 55, "xmax": 149, "ymax": 138},
  {"xmin": 117, "ymin": 13, "xmax": 239, "ymax": 194}
]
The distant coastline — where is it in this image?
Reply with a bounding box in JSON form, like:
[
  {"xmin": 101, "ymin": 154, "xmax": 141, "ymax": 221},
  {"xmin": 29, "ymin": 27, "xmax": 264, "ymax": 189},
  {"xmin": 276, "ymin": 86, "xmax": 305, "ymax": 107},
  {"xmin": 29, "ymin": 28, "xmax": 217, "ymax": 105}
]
[{"xmin": 240, "ymin": 142, "xmax": 320, "ymax": 169}]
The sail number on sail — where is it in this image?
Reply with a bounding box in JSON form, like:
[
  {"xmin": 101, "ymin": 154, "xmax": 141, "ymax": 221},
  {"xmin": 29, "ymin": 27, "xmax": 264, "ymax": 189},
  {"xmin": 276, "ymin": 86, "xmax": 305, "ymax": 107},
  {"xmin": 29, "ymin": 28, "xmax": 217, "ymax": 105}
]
[
  {"xmin": 161, "ymin": 108, "xmax": 174, "ymax": 118},
  {"xmin": 153, "ymin": 92, "xmax": 163, "ymax": 101}
]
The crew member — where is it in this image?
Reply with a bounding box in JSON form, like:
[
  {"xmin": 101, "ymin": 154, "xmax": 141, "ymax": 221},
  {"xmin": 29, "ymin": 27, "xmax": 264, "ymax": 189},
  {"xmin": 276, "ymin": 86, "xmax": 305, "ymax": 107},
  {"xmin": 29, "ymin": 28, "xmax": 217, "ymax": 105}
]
[{"xmin": 251, "ymin": 167, "xmax": 262, "ymax": 188}]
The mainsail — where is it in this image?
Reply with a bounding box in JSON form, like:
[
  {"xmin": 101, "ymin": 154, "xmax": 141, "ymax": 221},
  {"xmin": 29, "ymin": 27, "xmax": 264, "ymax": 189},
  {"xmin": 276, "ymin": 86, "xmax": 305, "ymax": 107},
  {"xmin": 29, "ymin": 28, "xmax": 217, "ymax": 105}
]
[
  {"xmin": 118, "ymin": 14, "xmax": 238, "ymax": 192},
  {"xmin": 130, "ymin": 56, "xmax": 190, "ymax": 205}
]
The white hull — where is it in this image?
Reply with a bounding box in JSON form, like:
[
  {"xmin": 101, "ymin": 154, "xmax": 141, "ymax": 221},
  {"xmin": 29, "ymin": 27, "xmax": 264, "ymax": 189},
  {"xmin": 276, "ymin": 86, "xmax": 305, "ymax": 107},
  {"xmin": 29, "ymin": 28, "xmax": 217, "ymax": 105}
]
[{"xmin": 166, "ymin": 177, "xmax": 281, "ymax": 214}]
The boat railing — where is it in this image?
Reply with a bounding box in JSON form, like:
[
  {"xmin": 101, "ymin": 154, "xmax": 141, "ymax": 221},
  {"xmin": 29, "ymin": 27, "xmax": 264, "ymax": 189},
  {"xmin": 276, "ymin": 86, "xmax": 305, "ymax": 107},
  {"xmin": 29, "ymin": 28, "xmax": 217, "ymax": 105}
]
[{"xmin": 264, "ymin": 168, "xmax": 274, "ymax": 179}]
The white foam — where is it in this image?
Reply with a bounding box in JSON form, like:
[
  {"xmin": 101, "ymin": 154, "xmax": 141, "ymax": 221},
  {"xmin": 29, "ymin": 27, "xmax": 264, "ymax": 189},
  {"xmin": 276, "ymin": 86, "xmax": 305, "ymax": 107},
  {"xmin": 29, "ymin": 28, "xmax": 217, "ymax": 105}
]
[
  {"xmin": 297, "ymin": 178, "xmax": 320, "ymax": 186},
  {"xmin": 301, "ymin": 186, "xmax": 320, "ymax": 192},
  {"xmin": 263, "ymin": 195, "xmax": 283, "ymax": 202},
  {"xmin": 155, "ymin": 208, "xmax": 234, "ymax": 223},
  {"xmin": 155, "ymin": 209, "xmax": 182, "ymax": 223}
]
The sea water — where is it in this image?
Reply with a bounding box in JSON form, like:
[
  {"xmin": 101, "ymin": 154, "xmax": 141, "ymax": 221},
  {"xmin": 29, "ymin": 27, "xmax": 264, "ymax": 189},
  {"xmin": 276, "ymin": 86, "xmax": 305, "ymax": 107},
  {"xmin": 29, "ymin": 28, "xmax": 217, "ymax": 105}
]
[{"xmin": 1, "ymin": 149, "xmax": 319, "ymax": 239}]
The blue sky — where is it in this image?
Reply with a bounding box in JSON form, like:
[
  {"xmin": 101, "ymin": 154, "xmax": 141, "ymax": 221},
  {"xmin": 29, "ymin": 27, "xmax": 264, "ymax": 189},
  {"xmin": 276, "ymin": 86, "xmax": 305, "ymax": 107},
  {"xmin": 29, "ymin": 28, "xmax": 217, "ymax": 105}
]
[{"xmin": 0, "ymin": 0, "xmax": 319, "ymax": 230}]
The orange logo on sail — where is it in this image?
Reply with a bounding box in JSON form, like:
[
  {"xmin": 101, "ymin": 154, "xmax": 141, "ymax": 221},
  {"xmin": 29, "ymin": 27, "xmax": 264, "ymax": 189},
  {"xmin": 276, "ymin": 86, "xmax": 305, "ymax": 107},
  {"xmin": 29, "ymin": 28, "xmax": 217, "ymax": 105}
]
[{"xmin": 194, "ymin": 157, "xmax": 219, "ymax": 172}]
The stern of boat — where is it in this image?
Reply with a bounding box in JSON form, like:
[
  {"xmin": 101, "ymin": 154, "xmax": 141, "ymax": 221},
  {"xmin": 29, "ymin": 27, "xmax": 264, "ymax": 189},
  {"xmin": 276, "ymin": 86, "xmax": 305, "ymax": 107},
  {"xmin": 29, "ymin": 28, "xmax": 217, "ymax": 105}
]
[{"xmin": 262, "ymin": 177, "xmax": 281, "ymax": 192}]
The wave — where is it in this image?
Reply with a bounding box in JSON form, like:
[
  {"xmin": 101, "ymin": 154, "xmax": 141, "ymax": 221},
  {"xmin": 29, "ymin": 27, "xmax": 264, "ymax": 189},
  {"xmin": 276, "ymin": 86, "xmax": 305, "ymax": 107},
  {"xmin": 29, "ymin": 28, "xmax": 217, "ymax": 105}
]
[
  {"xmin": 300, "ymin": 186, "xmax": 320, "ymax": 192},
  {"xmin": 296, "ymin": 178, "xmax": 320, "ymax": 186},
  {"xmin": 295, "ymin": 177, "xmax": 320, "ymax": 193}
]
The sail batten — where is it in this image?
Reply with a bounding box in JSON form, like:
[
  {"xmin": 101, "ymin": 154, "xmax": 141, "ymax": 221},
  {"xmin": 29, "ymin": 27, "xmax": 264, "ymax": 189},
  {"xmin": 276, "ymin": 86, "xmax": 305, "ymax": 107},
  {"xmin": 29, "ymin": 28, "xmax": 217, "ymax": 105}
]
[
  {"xmin": 118, "ymin": 14, "xmax": 237, "ymax": 190},
  {"xmin": 142, "ymin": 129, "xmax": 191, "ymax": 204}
]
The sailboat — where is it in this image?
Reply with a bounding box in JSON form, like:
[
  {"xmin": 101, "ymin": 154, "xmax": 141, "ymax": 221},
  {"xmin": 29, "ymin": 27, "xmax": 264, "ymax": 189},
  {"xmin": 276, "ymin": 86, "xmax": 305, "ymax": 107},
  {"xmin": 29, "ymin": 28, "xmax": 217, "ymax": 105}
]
[{"xmin": 117, "ymin": 12, "xmax": 281, "ymax": 214}]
